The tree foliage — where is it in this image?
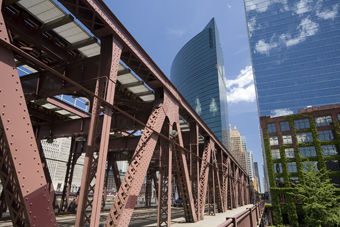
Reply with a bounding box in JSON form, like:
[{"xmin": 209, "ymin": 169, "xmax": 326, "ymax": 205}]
[{"xmin": 291, "ymin": 161, "xmax": 340, "ymax": 227}]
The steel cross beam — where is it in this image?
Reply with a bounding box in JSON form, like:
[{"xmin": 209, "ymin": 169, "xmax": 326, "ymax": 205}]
[{"xmin": 0, "ymin": 3, "xmax": 57, "ymax": 226}]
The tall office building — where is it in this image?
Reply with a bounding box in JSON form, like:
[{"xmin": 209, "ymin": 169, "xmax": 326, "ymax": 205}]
[
  {"xmin": 230, "ymin": 126, "xmax": 248, "ymax": 172},
  {"xmin": 254, "ymin": 162, "xmax": 261, "ymax": 193},
  {"xmin": 41, "ymin": 137, "xmax": 85, "ymax": 192},
  {"xmin": 247, "ymin": 151, "xmax": 255, "ymax": 180},
  {"xmin": 244, "ymin": 0, "xmax": 340, "ymax": 116},
  {"xmin": 171, "ymin": 18, "xmax": 230, "ymax": 150},
  {"xmin": 241, "ymin": 136, "xmax": 247, "ymax": 152}
]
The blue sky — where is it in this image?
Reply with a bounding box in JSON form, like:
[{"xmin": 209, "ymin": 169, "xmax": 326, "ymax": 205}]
[{"xmin": 104, "ymin": 0, "xmax": 264, "ymax": 191}]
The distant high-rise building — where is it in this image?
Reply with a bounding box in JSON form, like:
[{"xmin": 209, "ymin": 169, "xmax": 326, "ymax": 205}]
[
  {"xmin": 41, "ymin": 137, "xmax": 85, "ymax": 192},
  {"xmin": 254, "ymin": 162, "xmax": 261, "ymax": 193},
  {"xmin": 247, "ymin": 151, "xmax": 255, "ymax": 180},
  {"xmin": 230, "ymin": 126, "xmax": 248, "ymax": 172},
  {"xmin": 171, "ymin": 18, "xmax": 230, "ymax": 150},
  {"xmin": 241, "ymin": 136, "xmax": 247, "ymax": 153}
]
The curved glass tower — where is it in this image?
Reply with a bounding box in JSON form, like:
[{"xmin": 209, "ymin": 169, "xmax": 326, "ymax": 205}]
[{"xmin": 171, "ymin": 18, "xmax": 230, "ymax": 150}]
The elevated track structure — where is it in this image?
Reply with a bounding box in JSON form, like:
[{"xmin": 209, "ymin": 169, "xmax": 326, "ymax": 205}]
[{"xmin": 0, "ymin": 0, "xmax": 251, "ymax": 226}]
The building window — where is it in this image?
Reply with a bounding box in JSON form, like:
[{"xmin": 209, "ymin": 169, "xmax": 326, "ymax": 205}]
[
  {"xmin": 297, "ymin": 132, "xmax": 313, "ymax": 143},
  {"xmin": 269, "ymin": 136, "xmax": 278, "ymax": 146},
  {"xmin": 294, "ymin": 119, "xmax": 310, "ymax": 129},
  {"xmin": 282, "ymin": 134, "xmax": 292, "ymax": 144},
  {"xmin": 299, "ymin": 146, "xmax": 317, "ymax": 157},
  {"xmin": 337, "ymin": 114, "xmax": 340, "ymax": 121},
  {"xmin": 315, "ymin": 115, "xmax": 332, "ymax": 127},
  {"xmin": 290, "ymin": 177, "xmax": 299, "ymax": 185},
  {"xmin": 285, "ymin": 148, "xmax": 295, "ymax": 158},
  {"xmin": 280, "ymin": 121, "xmax": 290, "ymax": 131},
  {"xmin": 271, "ymin": 149, "xmax": 281, "ymax": 159},
  {"xmin": 276, "ymin": 177, "xmax": 284, "ymax": 187},
  {"xmin": 318, "ymin": 130, "xmax": 334, "ymax": 141},
  {"xmin": 321, "ymin": 145, "xmax": 339, "ymax": 156},
  {"xmin": 303, "ymin": 161, "xmax": 318, "ymax": 172},
  {"xmin": 268, "ymin": 123, "xmax": 276, "ymax": 133},
  {"xmin": 287, "ymin": 162, "xmax": 297, "ymax": 173},
  {"xmin": 325, "ymin": 160, "xmax": 340, "ymax": 172},
  {"xmin": 274, "ymin": 163, "xmax": 283, "ymax": 174}
]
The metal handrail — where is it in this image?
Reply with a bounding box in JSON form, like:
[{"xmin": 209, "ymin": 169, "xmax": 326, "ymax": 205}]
[{"xmin": 217, "ymin": 200, "xmax": 266, "ymax": 227}]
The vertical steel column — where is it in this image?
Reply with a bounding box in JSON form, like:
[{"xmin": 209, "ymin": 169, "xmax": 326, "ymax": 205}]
[
  {"xmin": 105, "ymin": 101, "xmax": 166, "ymax": 227},
  {"xmin": 212, "ymin": 149, "xmax": 223, "ymax": 213},
  {"xmin": 234, "ymin": 167, "xmax": 239, "ymax": 208},
  {"xmin": 0, "ymin": 189, "xmax": 6, "ymax": 217},
  {"xmin": 0, "ymin": 5, "xmax": 57, "ymax": 226},
  {"xmin": 197, "ymin": 139, "xmax": 212, "ymax": 220},
  {"xmin": 102, "ymin": 160, "xmax": 112, "ymax": 209},
  {"xmin": 60, "ymin": 139, "xmax": 78, "ymax": 212},
  {"xmin": 112, "ymin": 160, "xmax": 121, "ymax": 190},
  {"xmin": 240, "ymin": 174, "xmax": 245, "ymax": 206},
  {"xmin": 208, "ymin": 159, "xmax": 215, "ymax": 216},
  {"xmin": 151, "ymin": 170, "xmax": 158, "ymax": 199},
  {"xmin": 172, "ymin": 121, "xmax": 197, "ymax": 223},
  {"xmin": 75, "ymin": 34, "xmax": 122, "ymax": 227},
  {"xmin": 145, "ymin": 170, "xmax": 152, "ymax": 207},
  {"xmin": 157, "ymin": 122, "xmax": 171, "ymax": 226},
  {"xmin": 222, "ymin": 157, "xmax": 229, "ymax": 212},
  {"xmin": 189, "ymin": 122, "xmax": 199, "ymax": 219}
]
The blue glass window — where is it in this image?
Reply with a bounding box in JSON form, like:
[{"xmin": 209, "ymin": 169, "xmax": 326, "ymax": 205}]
[
  {"xmin": 287, "ymin": 162, "xmax": 297, "ymax": 173},
  {"xmin": 300, "ymin": 146, "xmax": 316, "ymax": 157},
  {"xmin": 280, "ymin": 121, "xmax": 290, "ymax": 131},
  {"xmin": 303, "ymin": 161, "xmax": 318, "ymax": 172},
  {"xmin": 274, "ymin": 163, "xmax": 283, "ymax": 174},
  {"xmin": 282, "ymin": 135, "xmax": 292, "ymax": 145},
  {"xmin": 294, "ymin": 119, "xmax": 310, "ymax": 129},
  {"xmin": 270, "ymin": 136, "xmax": 279, "ymax": 146},
  {"xmin": 321, "ymin": 145, "xmax": 339, "ymax": 156},
  {"xmin": 318, "ymin": 130, "xmax": 334, "ymax": 141},
  {"xmin": 271, "ymin": 149, "xmax": 281, "ymax": 159},
  {"xmin": 297, "ymin": 132, "xmax": 313, "ymax": 143},
  {"xmin": 315, "ymin": 115, "xmax": 332, "ymax": 127},
  {"xmin": 268, "ymin": 123, "xmax": 276, "ymax": 133},
  {"xmin": 285, "ymin": 148, "xmax": 295, "ymax": 158}
]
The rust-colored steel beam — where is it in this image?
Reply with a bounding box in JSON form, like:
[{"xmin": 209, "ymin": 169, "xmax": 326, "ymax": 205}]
[
  {"xmin": 198, "ymin": 139, "xmax": 212, "ymax": 220},
  {"xmin": 212, "ymin": 149, "xmax": 223, "ymax": 213},
  {"xmin": 189, "ymin": 122, "xmax": 200, "ymax": 220},
  {"xmin": 222, "ymin": 157, "xmax": 230, "ymax": 212},
  {"xmin": 145, "ymin": 170, "xmax": 152, "ymax": 207},
  {"xmin": 46, "ymin": 97, "xmax": 90, "ymax": 118},
  {"xmin": 151, "ymin": 170, "xmax": 158, "ymax": 199},
  {"xmin": 0, "ymin": 5, "xmax": 57, "ymax": 226},
  {"xmin": 157, "ymin": 129, "xmax": 172, "ymax": 226},
  {"xmin": 111, "ymin": 160, "xmax": 121, "ymax": 190},
  {"xmin": 208, "ymin": 161, "xmax": 215, "ymax": 216},
  {"xmin": 105, "ymin": 100, "xmax": 166, "ymax": 226}
]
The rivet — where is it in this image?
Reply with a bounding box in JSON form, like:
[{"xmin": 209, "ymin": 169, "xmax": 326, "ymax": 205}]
[
  {"xmin": 33, "ymin": 216, "xmax": 36, "ymax": 219},
  {"xmin": 27, "ymin": 190, "xmax": 29, "ymax": 193},
  {"xmin": 44, "ymin": 195, "xmax": 46, "ymax": 198},
  {"xmin": 33, "ymin": 157, "xmax": 35, "ymax": 160},
  {"xmin": 22, "ymin": 184, "xmax": 24, "ymax": 187},
  {"xmin": 41, "ymin": 175, "xmax": 43, "ymax": 178},
  {"xmin": 2, "ymin": 105, "xmax": 4, "ymax": 107},
  {"xmin": 23, "ymin": 176, "xmax": 25, "ymax": 179},
  {"xmin": 15, "ymin": 148, "xmax": 17, "ymax": 151},
  {"xmin": 14, "ymin": 156, "xmax": 16, "ymax": 159},
  {"xmin": 29, "ymin": 211, "xmax": 31, "ymax": 214},
  {"xmin": 37, "ymin": 170, "xmax": 39, "ymax": 172},
  {"xmin": 40, "ymin": 182, "xmax": 42, "ymax": 185},
  {"xmin": 19, "ymin": 162, "xmax": 21, "ymax": 165},
  {"xmin": 7, "ymin": 119, "xmax": 9, "ymax": 122},
  {"xmin": 18, "ymin": 170, "xmax": 20, "ymax": 173},
  {"xmin": 23, "ymin": 116, "xmax": 25, "ymax": 119},
  {"xmin": 1, "ymin": 113, "xmax": 3, "ymax": 115}
]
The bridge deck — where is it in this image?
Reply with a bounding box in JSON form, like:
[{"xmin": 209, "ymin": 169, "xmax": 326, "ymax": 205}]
[{"xmin": 0, "ymin": 204, "xmax": 254, "ymax": 227}]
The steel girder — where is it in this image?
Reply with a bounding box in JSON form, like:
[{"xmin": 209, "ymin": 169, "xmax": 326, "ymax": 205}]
[
  {"xmin": 197, "ymin": 139, "xmax": 213, "ymax": 220},
  {"xmin": 104, "ymin": 99, "xmax": 166, "ymax": 226},
  {"xmin": 157, "ymin": 125, "xmax": 171, "ymax": 226},
  {"xmin": 0, "ymin": 3, "xmax": 57, "ymax": 226},
  {"xmin": 75, "ymin": 34, "xmax": 122, "ymax": 227},
  {"xmin": 212, "ymin": 149, "xmax": 223, "ymax": 213}
]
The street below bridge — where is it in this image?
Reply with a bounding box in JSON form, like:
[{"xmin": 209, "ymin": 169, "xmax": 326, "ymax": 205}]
[{"xmin": 0, "ymin": 204, "xmax": 254, "ymax": 227}]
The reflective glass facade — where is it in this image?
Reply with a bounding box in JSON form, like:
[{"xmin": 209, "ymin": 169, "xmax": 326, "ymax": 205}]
[
  {"xmin": 244, "ymin": 0, "xmax": 340, "ymax": 116},
  {"xmin": 171, "ymin": 18, "xmax": 230, "ymax": 150}
]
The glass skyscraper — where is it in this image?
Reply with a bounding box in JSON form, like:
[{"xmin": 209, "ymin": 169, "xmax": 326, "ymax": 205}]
[
  {"xmin": 171, "ymin": 18, "xmax": 230, "ymax": 150},
  {"xmin": 244, "ymin": 0, "xmax": 340, "ymax": 117}
]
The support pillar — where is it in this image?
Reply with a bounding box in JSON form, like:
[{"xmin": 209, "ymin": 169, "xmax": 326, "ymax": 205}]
[
  {"xmin": 189, "ymin": 122, "xmax": 199, "ymax": 219},
  {"xmin": 112, "ymin": 160, "xmax": 121, "ymax": 191},
  {"xmin": 197, "ymin": 139, "xmax": 212, "ymax": 220},
  {"xmin": 212, "ymin": 149, "xmax": 223, "ymax": 213},
  {"xmin": 157, "ymin": 122, "xmax": 171, "ymax": 226},
  {"xmin": 208, "ymin": 161, "xmax": 215, "ymax": 216},
  {"xmin": 75, "ymin": 34, "xmax": 122, "ymax": 227},
  {"xmin": 0, "ymin": 5, "xmax": 57, "ymax": 225}
]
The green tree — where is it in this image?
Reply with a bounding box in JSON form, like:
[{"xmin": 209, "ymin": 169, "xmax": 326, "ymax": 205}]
[{"xmin": 291, "ymin": 161, "xmax": 340, "ymax": 227}]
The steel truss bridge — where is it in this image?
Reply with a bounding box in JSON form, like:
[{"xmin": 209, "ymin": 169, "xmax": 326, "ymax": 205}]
[{"xmin": 0, "ymin": 0, "xmax": 252, "ymax": 226}]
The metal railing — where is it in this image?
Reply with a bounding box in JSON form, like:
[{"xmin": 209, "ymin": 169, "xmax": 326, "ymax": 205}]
[{"xmin": 217, "ymin": 200, "xmax": 266, "ymax": 227}]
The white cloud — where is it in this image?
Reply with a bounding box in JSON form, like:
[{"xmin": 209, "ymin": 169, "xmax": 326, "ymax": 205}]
[
  {"xmin": 226, "ymin": 66, "xmax": 256, "ymax": 103},
  {"xmin": 280, "ymin": 17, "xmax": 319, "ymax": 47},
  {"xmin": 254, "ymin": 39, "xmax": 278, "ymax": 55},
  {"xmin": 195, "ymin": 98, "xmax": 202, "ymax": 115},
  {"xmin": 165, "ymin": 28, "xmax": 185, "ymax": 38},
  {"xmin": 210, "ymin": 98, "xmax": 218, "ymax": 116},
  {"xmin": 246, "ymin": 0, "xmax": 288, "ymax": 13},
  {"xmin": 248, "ymin": 17, "xmax": 257, "ymax": 37},
  {"xmin": 295, "ymin": 0, "xmax": 313, "ymax": 15},
  {"xmin": 270, "ymin": 108, "xmax": 293, "ymax": 117},
  {"xmin": 227, "ymin": 4, "xmax": 231, "ymax": 8},
  {"xmin": 317, "ymin": 4, "xmax": 339, "ymax": 20}
]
